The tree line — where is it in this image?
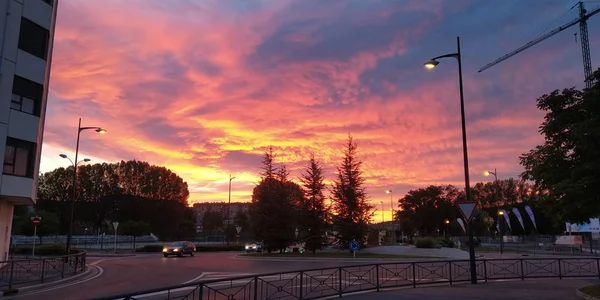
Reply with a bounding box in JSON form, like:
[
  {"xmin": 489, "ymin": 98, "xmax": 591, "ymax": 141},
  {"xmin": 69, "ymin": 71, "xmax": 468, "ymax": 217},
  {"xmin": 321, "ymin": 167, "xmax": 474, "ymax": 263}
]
[
  {"xmin": 14, "ymin": 160, "xmax": 195, "ymax": 241},
  {"xmin": 248, "ymin": 135, "xmax": 373, "ymax": 253}
]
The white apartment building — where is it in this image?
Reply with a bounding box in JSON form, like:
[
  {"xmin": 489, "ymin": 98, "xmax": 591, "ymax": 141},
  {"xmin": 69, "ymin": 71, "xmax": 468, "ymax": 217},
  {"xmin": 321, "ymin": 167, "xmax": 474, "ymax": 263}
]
[{"xmin": 0, "ymin": 0, "xmax": 58, "ymax": 261}]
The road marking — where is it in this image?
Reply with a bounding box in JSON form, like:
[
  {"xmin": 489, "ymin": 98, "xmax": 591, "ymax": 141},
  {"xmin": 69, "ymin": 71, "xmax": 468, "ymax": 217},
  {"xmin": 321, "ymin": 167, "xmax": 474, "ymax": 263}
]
[{"xmin": 181, "ymin": 273, "xmax": 206, "ymax": 284}]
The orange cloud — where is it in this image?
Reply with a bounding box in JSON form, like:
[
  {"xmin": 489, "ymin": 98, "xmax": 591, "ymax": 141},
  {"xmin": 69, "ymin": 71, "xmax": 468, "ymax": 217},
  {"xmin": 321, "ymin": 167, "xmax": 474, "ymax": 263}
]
[{"xmin": 40, "ymin": 0, "xmax": 600, "ymax": 220}]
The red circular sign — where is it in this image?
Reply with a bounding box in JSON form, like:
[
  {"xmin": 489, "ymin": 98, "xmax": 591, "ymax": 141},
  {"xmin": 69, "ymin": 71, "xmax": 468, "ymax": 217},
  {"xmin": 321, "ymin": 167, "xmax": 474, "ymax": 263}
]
[{"xmin": 31, "ymin": 217, "xmax": 41, "ymax": 226}]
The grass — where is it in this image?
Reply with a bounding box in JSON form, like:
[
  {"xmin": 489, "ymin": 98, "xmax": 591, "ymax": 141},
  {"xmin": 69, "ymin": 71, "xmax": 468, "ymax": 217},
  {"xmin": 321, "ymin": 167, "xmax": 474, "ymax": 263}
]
[
  {"xmin": 240, "ymin": 252, "xmax": 434, "ymax": 259},
  {"xmin": 580, "ymin": 284, "xmax": 600, "ymax": 298}
]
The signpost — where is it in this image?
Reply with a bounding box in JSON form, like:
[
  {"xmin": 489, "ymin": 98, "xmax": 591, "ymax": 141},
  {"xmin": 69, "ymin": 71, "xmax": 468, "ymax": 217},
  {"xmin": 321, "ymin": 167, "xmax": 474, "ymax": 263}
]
[
  {"xmin": 31, "ymin": 216, "xmax": 41, "ymax": 256},
  {"xmin": 457, "ymin": 201, "xmax": 478, "ymax": 284},
  {"xmin": 349, "ymin": 240, "xmax": 359, "ymax": 258},
  {"xmin": 112, "ymin": 222, "xmax": 119, "ymax": 253},
  {"xmin": 236, "ymin": 226, "xmax": 242, "ymax": 243}
]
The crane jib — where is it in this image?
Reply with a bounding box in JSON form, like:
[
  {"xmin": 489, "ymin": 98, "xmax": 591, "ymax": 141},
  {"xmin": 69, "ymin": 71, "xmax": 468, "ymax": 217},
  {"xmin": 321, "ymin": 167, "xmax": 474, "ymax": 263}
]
[{"xmin": 477, "ymin": 2, "xmax": 600, "ymax": 83}]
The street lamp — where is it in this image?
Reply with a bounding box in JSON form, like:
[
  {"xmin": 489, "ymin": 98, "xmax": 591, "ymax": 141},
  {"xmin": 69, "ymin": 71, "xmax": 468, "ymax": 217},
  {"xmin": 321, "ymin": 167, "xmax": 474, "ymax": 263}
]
[
  {"xmin": 227, "ymin": 174, "xmax": 236, "ymax": 223},
  {"xmin": 379, "ymin": 201, "xmax": 384, "ymax": 224},
  {"xmin": 65, "ymin": 118, "xmax": 106, "ymax": 255},
  {"xmin": 59, "ymin": 154, "xmax": 91, "ymax": 166},
  {"xmin": 445, "ymin": 219, "xmax": 450, "ymax": 238},
  {"xmin": 385, "ymin": 190, "xmax": 396, "ymax": 239},
  {"xmin": 424, "ymin": 36, "xmax": 477, "ymax": 284},
  {"xmin": 498, "ymin": 211, "xmax": 505, "ymax": 254},
  {"xmin": 485, "ymin": 168, "xmax": 501, "ymax": 207}
]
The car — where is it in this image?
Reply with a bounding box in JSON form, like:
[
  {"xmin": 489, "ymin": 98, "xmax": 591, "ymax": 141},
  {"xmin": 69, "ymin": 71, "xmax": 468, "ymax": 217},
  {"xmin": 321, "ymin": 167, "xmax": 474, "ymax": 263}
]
[
  {"xmin": 162, "ymin": 241, "xmax": 196, "ymax": 257},
  {"xmin": 245, "ymin": 242, "xmax": 263, "ymax": 253}
]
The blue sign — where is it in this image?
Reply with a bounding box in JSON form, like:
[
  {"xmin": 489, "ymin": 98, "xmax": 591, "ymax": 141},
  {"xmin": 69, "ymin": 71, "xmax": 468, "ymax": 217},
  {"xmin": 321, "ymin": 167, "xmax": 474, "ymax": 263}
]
[{"xmin": 349, "ymin": 240, "xmax": 359, "ymax": 251}]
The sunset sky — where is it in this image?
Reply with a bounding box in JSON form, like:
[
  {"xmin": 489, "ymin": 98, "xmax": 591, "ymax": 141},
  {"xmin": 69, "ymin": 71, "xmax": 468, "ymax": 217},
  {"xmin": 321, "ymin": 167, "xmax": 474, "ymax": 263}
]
[{"xmin": 40, "ymin": 0, "xmax": 600, "ymax": 221}]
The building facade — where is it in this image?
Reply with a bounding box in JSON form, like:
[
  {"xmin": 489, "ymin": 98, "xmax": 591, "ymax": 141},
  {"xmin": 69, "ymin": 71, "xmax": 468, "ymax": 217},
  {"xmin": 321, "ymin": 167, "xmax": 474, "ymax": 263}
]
[
  {"xmin": 0, "ymin": 0, "xmax": 58, "ymax": 261},
  {"xmin": 192, "ymin": 202, "xmax": 251, "ymax": 231}
]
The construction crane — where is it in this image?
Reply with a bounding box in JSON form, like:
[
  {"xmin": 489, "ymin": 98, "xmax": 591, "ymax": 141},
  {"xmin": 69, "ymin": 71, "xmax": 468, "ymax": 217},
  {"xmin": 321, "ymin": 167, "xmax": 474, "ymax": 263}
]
[{"xmin": 478, "ymin": 1, "xmax": 600, "ymax": 88}]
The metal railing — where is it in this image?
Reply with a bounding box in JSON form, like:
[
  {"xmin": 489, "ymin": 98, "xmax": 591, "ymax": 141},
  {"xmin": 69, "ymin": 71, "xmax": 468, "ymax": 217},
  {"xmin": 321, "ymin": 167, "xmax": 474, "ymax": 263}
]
[
  {"xmin": 89, "ymin": 257, "xmax": 600, "ymax": 300},
  {"xmin": 0, "ymin": 251, "xmax": 87, "ymax": 290}
]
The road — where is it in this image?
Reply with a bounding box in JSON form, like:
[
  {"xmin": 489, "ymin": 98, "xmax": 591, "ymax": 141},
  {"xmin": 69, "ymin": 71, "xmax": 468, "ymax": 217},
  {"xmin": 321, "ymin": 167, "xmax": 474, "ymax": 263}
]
[{"xmin": 10, "ymin": 252, "xmax": 384, "ymax": 300}]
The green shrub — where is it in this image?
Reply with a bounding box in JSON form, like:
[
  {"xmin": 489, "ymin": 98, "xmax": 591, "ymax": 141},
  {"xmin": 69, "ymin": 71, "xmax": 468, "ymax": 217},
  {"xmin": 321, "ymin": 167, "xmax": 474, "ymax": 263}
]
[
  {"xmin": 11, "ymin": 243, "xmax": 81, "ymax": 256},
  {"xmin": 135, "ymin": 244, "xmax": 245, "ymax": 253},
  {"xmin": 437, "ymin": 238, "xmax": 455, "ymax": 248},
  {"xmin": 414, "ymin": 237, "xmax": 440, "ymax": 249}
]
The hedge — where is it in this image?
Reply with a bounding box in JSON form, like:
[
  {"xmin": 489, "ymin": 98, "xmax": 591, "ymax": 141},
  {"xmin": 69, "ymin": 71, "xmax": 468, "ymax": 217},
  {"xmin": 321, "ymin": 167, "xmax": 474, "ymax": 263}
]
[
  {"xmin": 414, "ymin": 237, "xmax": 441, "ymax": 249},
  {"xmin": 11, "ymin": 243, "xmax": 83, "ymax": 256},
  {"xmin": 136, "ymin": 244, "xmax": 245, "ymax": 253}
]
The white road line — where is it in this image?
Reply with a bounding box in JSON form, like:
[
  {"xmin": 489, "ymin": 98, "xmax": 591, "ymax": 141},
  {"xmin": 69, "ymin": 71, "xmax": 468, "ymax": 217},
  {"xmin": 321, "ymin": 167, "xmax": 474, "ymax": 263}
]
[
  {"xmin": 181, "ymin": 273, "xmax": 206, "ymax": 284},
  {"xmin": 8, "ymin": 265, "xmax": 104, "ymax": 298}
]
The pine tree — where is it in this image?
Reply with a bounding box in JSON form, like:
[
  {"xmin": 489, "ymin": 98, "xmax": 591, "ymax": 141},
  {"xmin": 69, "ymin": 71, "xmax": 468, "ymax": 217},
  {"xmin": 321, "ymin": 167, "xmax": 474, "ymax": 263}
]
[
  {"xmin": 330, "ymin": 135, "xmax": 373, "ymax": 248},
  {"xmin": 299, "ymin": 152, "xmax": 328, "ymax": 253}
]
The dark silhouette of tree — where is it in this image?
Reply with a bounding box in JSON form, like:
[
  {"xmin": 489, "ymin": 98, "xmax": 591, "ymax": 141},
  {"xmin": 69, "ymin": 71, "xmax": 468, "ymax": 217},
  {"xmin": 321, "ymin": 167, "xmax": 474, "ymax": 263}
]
[
  {"xmin": 202, "ymin": 211, "xmax": 224, "ymax": 232},
  {"xmin": 299, "ymin": 152, "xmax": 328, "ymax": 253},
  {"xmin": 120, "ymin": 220, "xmax": 151, "ymax": 249},
  {"xmin": 520, "ymin": 69, "xmax": 600, "ymax": 223},
  {"xmin": 14, "ymin": 211, "xmax": 60, "ymax": 244},
  {"xmin": 330, "ymin": 135, "xmax": 373, "ymax": 248}
]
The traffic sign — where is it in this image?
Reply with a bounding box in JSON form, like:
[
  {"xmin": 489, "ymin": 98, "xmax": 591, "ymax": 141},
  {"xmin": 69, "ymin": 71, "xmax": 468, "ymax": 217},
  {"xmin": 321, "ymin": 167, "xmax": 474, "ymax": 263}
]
[
  {"xmin": 457, "ymin": 202, "xmax": 478, "ymax": 222},
  {"xmin": 236, "ymin": 226, "xmax": 242, "ymax": 234},
  {"xmin": 235, "ymin": 234, "xmax": 240, "ymax": 238},
  {"xmin": 31, "ymin": 216, "xmax": 41, "ymax": 227},
  {"xmin": 349, "ymin": 240, "xmax": 359, "ymax": 251},
  {"xmin": 112, "ymin": 221, "xmax": 119, "ymax": 231}
]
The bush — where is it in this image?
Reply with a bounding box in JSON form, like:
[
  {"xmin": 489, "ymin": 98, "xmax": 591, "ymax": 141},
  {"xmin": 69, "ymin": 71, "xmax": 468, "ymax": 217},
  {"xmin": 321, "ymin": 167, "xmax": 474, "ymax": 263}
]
[
  {"xmin": 135, "ymin": 244, "xmax": 245, "ymax": 253},
  {"xmin": 11, "ymin": 243, "xmax": 82, "ymax": 256},
  {"xmin": 414, "ymin": 237, "xmax": 440, "ymax": 249},
  {"xmin": 437, "ymin": 238, "xmax": 455, "ymax": 248}
]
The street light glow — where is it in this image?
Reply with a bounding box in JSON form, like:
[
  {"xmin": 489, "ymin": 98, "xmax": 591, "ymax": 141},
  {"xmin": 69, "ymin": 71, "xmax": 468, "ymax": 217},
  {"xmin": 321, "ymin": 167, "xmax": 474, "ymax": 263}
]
[
  {"xmin": 484, "ymin": 171, "xmax": 490, "ymax": 176},
  {"xmin": 385, "ymin": 190, "xmax": 392, "ymax": 194},
  {"xmin": 96, "ymin": 128, "xmax": 107, "ymax": 134},
  {"xmin": 424, "ymin": 60, "xmax": 439, "ymax": 69},
  {"xmin": 498, "ymin": 211, "xmax": 504, "ymax": 215}
]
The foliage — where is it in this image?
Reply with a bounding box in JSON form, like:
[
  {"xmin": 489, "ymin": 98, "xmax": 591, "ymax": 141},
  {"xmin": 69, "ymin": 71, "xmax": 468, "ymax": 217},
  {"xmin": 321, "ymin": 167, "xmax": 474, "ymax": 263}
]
[
  {"xmin": 202, "ymin": 211, "xmax": 224, "ymax": 232},
  {"xmin": 436, "ymin": 238, "xmax": 455, "ymax": 248},
  {"xmin": 38, "ymin": 160, "xmax": 190, "ymax": 205},
  {"xmin": 470, "ymin": 179, "xmax": 539, "ymax": 208},
  {"xmin": 520, "ymin": 70, "xmax": 600, "ymax": 223},
  {"xmin": 330, "ymin": 135, "xmax": 373, "ymax": 247},
  {"xmin": 298, "ymin": 153, "xmax": 329, "ymax": 253},
  {"xmin": 414, "ymin": 237, "xmax": 440, "ymax": 249},
  {"xmin": 120, "ymin": 221, "xmax": 151, "ymax": 237},
  {"xmin": 12, "ymin": 243, "xmax": 82, "ymax": 256},
  {"xmin": 250, "ymin": 147, "xmax": 304, "ymax": 252},
  {"xmin": 13, "ymin": 211, "xmax": 60, "ymax": 243}
]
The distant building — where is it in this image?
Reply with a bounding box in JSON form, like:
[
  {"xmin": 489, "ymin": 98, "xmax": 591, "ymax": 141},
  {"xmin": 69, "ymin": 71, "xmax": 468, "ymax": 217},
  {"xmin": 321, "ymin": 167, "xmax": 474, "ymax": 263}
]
[
  {"xmin": 0, "ymin": 0, "xmax": 58, "ymax": 261},
  {"xmin": 192, "ymin": 202, "xmax": 251, "ymax": 231}
]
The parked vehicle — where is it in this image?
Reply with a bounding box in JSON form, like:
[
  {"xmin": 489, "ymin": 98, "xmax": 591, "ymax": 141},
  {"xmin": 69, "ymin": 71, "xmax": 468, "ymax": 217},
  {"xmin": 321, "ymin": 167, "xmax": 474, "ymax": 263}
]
[{"xmin": 162, "ymin": 241, "xmax": 196, "ymax": 257}]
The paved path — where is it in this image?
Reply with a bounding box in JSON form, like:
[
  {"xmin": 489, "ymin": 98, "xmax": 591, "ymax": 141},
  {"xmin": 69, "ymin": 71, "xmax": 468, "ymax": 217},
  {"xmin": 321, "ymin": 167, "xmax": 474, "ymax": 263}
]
[{"xmin": 342, "ymin": 279, "xmax": 597, "ymax": 300}]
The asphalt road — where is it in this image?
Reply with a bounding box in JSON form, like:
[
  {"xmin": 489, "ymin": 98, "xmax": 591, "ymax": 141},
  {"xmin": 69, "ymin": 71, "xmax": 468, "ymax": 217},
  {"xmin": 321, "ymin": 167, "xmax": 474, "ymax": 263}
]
[{"xmin": 10, "ymin": 252, "xmax": 379, "ymax": 300}]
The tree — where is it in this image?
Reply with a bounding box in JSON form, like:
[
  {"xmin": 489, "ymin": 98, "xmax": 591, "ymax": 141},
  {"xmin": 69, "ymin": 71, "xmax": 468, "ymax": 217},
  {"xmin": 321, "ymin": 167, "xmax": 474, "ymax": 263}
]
[
  {"xmin": 250, "ymin": 149, "xmax": 303, "ymax": 252},
  {"xmin": 520, "ymin": 69, "xmax": 600, "ymax": 223},
  {"xmin": 120, "ymin": 220, "xmax": 151, "ymax": 249},
  {"xmin": 14, "ymin": 211, "xmax": 60, "ymax": 244},
  {"xmin": 397, "ymin": 185, "xmax": 461, "ymax": 237},
  {"xmin": 202, "ymin": 211, "xmax": 224, "ymax": 232},
  {"xmin": 299, "ymin": 152, "xmax": 329, "ymax": 253},
  {"xmin": 330, "ymin": 135, "xmax": 373, "ymax": 248}
]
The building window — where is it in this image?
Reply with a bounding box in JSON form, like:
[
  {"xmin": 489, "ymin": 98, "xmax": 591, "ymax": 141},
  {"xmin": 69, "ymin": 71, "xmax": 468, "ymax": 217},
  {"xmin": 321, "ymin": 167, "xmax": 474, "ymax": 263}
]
[
  {"xmin": 11, "ymin": 76, "xmax": 42, "ymax": 116},
  {"xmin": 42, "ymin": 0, "xmax": 53, "ymax": 5},
  {"xmin": 18, "ymin": 18, "xmax": 49, "ymax": 60},
  {"xmin": 3, "ymin": 138, "xmax": 36, "ymax": 178}
]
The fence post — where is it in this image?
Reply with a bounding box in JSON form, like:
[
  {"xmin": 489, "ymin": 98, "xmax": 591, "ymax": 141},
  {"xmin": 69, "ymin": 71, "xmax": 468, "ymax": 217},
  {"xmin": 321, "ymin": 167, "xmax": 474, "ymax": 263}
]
[
  {"xmin": 412, "ymin": 263, "xmax": 416, "ymax": 288},
  {"xmin": 299, "ymin": 271, "xmax": 304, "ymax": 299},
  {"xmin": 8, "ymin": 260, "xmax": 14, "ymax": 290},
  {"xmin": 199, "ymin": 284, "xmax": 203, "ymax": 300},
  {"xmin": 558, "ymin": 258, "xmax": 562, "ymax": 279},
  {"xmin": 41, "ymin": 258, "xmax": 46, "ymax": 283},
  {"xmin": 448, "ymin": 261, "xmax": 452, "ymax": 285},
  {"xmin": 253, "ymin": 276, "xmax": 258, "ymax": 300},
  {"xmin": 376, "ymin": 264, "xmax": 380, "ymax": 292},
  {"xmin": 483, "ymin": 260, "xmax": 488, "ymax": 282},
  {"xmin": 520, "ymin": 259, "xmax": 524, "ymax": 280},
  {"xmin": 338, "ymin": 267, "xmax": 343, "ymax": 298}
]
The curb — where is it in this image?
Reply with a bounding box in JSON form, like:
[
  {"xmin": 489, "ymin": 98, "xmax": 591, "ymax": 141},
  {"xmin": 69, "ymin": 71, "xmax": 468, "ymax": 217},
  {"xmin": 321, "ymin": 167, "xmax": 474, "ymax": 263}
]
[
  {"xmin": 234, "ymin": 255, "xmax": 450, "ymax": 261},
  {"xmin": 1, "ymin": 266, "xmax": 95, "ymax": 297},
  {"xmin": 577, "ymin": 288, "xmax": 600, "ymax": 300},
  {"xmin": 86, "ymin": 253, "xmax": 137, "ymax": 258}
]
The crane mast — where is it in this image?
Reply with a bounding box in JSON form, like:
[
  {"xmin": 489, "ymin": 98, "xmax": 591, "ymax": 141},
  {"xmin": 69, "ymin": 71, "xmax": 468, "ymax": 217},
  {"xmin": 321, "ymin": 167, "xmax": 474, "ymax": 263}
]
[{"xmin": 478, "ymin": 1, "xmax": 600, "ymax": 88}]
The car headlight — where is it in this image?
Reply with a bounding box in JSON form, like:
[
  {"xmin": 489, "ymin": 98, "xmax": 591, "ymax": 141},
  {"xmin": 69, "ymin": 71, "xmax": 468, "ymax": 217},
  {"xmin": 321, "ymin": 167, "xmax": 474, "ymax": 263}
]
[
  {"xmin": 245, "ymin": 246, "xmax": 249, "ymax": 249},
  {"xmin": 174, "ymin": 248, "xmax": 180, "ymax": 251},
  {"xmin": 162, "ymin": 248, "xmax": 167, "ymax": 252}
]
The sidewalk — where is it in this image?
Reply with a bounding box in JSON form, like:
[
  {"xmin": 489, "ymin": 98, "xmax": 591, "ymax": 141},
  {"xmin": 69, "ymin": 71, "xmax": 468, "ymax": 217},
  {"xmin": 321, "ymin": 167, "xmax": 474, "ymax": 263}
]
[{"xmin": 341, "ymin": 279, "xmax": 596, "ymax": 300}]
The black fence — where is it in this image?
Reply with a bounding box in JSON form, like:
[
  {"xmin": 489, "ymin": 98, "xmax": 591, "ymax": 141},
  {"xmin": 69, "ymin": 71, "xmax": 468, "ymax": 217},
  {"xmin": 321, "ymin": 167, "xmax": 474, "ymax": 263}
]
[
  {"xmin": 0, "ymin": 252, "xmax": 87, "ymax": 290},
  {"xmin": 89, "ymin": 257, "xmax": 600, "ymax": 300}
]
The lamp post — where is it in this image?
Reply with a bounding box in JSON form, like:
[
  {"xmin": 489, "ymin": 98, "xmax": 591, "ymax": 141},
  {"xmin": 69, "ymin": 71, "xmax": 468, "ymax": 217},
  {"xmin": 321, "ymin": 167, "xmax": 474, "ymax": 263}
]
[
  {"xmin": 379, "ymin": 201, "xmax": 384, "ymax": 224},
  {"xmin": 445, "ymin": 219, "xmax": 450, "ymax": 238},
  {"xmin": 424, "ymin": 36, "xmax": 477, "ymax": 284},
  {"xmin": 485, "ymin": 168, "xmax": 500, "ymax": 206},
  {"xmin": 64, "ymin": 118, "xmax": 106, "ymax": 255},
  {"xmin": 385, "ymin": 190, "xmax": 394, "ymax": 234},
  {"xmin": 227, "ymin": 174, "xmax": 236, "ymax": 244},
  {"xmin": 498, "ymin": 211, "xmax": 505, "ymax": 254}
]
